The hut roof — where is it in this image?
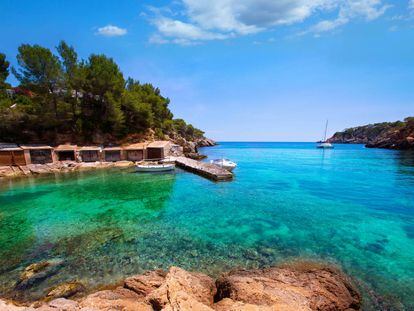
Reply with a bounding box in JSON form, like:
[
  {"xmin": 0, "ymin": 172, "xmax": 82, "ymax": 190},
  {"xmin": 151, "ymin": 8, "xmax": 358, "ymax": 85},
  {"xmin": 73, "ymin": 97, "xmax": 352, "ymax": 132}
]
[
  {"xmin": 124, "ymin": 143, "xmax": 147, "ymax": 150},
  {"xmin": 147, "ymin": 141, "xmax": 171, "ymax": 148},
  {"xmin": 103, "ymin": 146, "xmax": 122, "ymax": 151},
  {"xmin": 20, "ymin": 145, "xmax": 53, "ymax": 150},
  {"xmin": 55, "ymin": 144, "xmax": 77, "ymax": 151},
  {"xmin": 0, "ymin": 143, "xmax": 19, "ymax": 149},
  {"xmin": 0, "ymin": 147, "xmax": 22, "ymax": 151},
  {"xmin": 79, "ymin": 146, "xmax": 101, "ymax": 151}
]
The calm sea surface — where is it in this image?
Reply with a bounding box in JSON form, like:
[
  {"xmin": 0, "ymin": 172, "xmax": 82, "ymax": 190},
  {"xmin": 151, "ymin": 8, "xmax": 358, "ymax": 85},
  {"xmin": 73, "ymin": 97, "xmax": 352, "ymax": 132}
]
[{"xmin": 0, "ymin": 142, "xmax": 413, "ymax": 309}]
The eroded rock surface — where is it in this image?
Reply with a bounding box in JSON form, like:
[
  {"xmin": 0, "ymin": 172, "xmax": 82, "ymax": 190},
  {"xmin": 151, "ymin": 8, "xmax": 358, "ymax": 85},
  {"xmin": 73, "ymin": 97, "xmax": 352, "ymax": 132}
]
[
  {"xmin": 1, "ymin": 263, "xmax": 361, "ymax": 311},
  {"xmin": 16, "ymin": 259, "xmax": 64, "ymax": 290},
  {"xmin": 215, "ymin": 263, "xmax": 361, "ymax": 311},
  {"xmin": 46, "ymin": 281, "xmax": 85, "ymax": 299}
]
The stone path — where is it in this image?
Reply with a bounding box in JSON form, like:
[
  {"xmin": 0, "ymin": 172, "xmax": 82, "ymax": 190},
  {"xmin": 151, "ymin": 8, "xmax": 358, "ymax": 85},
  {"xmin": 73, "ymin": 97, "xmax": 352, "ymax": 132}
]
[{"xmin": 172, "ymin": 157, "xmax": 233, "ymax": 181}]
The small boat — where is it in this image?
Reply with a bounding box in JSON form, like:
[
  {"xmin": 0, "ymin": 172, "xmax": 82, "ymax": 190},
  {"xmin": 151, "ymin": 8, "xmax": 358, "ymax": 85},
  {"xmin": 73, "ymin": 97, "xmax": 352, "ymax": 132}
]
[
  {"xmin": 317, "ymin": 120, "xmax": 334, "ymax": 149},
  {"xmin": 317, "ymin": 142, "xmax": 334, "ymax": 149},
  {"xmin": 136, "ymin": 163, "xmax": 175, "ymax": 172},
  {"xmin": 210, "ymin": 158, "xmax": 237, "ymax": 171}
]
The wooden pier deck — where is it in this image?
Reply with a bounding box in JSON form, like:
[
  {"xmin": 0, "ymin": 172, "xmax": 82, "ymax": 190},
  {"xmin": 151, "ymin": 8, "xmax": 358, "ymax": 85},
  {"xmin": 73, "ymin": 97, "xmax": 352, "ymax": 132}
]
[{"xmin": 172, "ymin": 157, "xmax": 233, "ymax": 181}]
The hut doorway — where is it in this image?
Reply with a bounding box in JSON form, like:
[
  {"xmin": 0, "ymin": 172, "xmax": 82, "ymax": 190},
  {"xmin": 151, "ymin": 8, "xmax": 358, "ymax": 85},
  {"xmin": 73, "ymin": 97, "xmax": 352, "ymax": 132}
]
[
  {"xmin": 0, "ymin": 148, "xmax": 26, "ymax": 166},
  {"xmin": 0, "ymin": 151, "xmax": 13, "ymax": 166},
  {"xmin": 57, "ymin": 151, "xmax": 75, "ymax": 161},
  {"xmin": 30, "ymin": 150, "xmax": 53, "ymax": 164},
  {"xmin": 146, "ymin": 148, "xmax": 162, "ymax": 160},
  {"xmin": 104, "ymin": 151, "xmax": 121, "ymax": 162},
  {"xmin": 12, "ymin": 151, "xmax": 26, "ymax": 166},
  {"xmin": 80, "ymin": 150, "xmax": 100, "ymax": 162},
  {"xmin": 126, "ymin": 150, "xmax": 144, "ymax": 161}
]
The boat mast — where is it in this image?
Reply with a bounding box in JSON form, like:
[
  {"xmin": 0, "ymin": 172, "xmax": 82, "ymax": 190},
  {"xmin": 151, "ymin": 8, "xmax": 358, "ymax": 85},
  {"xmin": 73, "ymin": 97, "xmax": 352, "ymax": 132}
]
[{"xmin": 323, "ymin": 120, "xmax": 328, "ymax": 142}]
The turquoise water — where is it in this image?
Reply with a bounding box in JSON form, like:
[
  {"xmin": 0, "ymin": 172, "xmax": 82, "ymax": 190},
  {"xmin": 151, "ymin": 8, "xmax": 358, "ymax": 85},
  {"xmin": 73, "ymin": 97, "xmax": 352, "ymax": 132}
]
[{"xmin": 0, "ymin": 142, "xmax": 413, "ymax": 309}]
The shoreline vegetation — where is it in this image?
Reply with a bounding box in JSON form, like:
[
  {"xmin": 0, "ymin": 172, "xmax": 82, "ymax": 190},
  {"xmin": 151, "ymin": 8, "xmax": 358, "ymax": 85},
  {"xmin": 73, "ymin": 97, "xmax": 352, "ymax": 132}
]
[
  {"xmin": 1, "ymin": 261, "xmax": 362, "ymax": 311},
  {"xmin": 328, "ymin": 117, "xmax": 414, "ymax": 150},
  {"xmin": 0, "ymin": 42, "xmax": 211, "ymax": 149}
]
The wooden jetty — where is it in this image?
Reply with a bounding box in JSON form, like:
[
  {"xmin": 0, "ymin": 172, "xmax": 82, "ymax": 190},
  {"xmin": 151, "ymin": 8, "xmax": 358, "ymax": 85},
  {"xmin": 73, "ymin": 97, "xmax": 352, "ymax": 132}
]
[{"xmin": 172, "ymin": 157, "xmax": 233, "ymax": 181}]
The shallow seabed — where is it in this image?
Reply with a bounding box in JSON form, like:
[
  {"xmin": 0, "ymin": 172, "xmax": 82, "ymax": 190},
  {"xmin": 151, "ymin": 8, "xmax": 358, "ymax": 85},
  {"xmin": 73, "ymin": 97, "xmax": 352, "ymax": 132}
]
[{"xmin": 0, "ymin": 142, "xmax": 413, "ymax": 309}]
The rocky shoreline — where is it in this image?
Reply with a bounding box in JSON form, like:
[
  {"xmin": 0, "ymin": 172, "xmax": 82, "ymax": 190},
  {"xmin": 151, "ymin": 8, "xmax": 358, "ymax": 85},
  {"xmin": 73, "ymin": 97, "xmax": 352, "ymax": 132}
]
[
  {"xmin": 1, "ymin": 262, "xmax": 361, "ymax": 311},
  {"xmin": 0, "ymin": 137, "xmax": 216, "ymax": 179},
  {"xmin": 328, "ymin": 117, "xmax": 414, "ymax": 150},
  {"xmin": 0, "ymin": 161, "xmax": 136, "ymax": 179}
]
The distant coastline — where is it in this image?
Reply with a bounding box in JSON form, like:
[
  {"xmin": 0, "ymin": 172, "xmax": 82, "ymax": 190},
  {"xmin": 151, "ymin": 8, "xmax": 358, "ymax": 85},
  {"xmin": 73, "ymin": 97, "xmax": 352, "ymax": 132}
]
[{"xmin": 328, "ymin": 117, "xmax": 414, "ymax": 150}]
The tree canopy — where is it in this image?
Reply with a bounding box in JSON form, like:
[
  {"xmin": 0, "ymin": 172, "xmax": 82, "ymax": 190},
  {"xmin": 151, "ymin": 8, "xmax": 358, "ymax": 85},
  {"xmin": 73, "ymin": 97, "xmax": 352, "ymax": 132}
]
[{"xmin": 0, "ymin": 41, "xmax": 205, "ymax": 144}]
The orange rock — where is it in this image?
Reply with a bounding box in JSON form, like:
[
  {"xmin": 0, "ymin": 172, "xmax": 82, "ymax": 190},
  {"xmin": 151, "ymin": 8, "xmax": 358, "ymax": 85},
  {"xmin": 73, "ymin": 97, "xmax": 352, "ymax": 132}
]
[
  {"xmin": 124, "ymin": 269, "xmax": 167, "ymax": 297},
  {"xmin": 145, "ymin": 266, "xmax": 216, "ymax": 310},
  {"xmin": 3, "ymin": 263, "xmax": 361, "ymax": 311},
  {"xmin": 215, "ymin": 263, "xmax": 360, "ymax": 311},
  {"xmin": 79, "ymin": 287, "xmax": 152, "ymax": 311}
]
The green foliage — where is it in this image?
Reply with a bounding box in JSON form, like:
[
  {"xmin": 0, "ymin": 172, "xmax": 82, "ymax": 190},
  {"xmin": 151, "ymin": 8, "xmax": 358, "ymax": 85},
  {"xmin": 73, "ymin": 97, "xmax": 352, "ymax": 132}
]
[
  {"xmin": 12, "ymin": 44, "xmax": 62, "ymax": 93},
  {"xmin": 172, "ymin": 118, "xmax": 204, "ymax": 139},
  {"xmin": 0, "ymin": 53, "xmax": 10, "ymax": 89},
  {"xmin": 404, "ymin": 117, "xmax": 414, "ymax": 125},
  {"xmin": 0, "ymin": 42, "xmax": 206, "ymax": 143}
]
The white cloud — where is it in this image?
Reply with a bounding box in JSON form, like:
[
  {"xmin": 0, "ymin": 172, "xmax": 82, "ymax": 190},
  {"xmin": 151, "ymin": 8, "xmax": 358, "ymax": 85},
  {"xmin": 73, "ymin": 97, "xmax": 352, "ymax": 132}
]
[
  {"xmin": 148, "ymin": 0, "xmax": 393, "ymax": 44},
  {"xmin": 305, "ymin": 0, "xmax": 391, "ymax": 35},
  {"xmin": 96, "ymin": 25, "xmax": 127, "ymax": 37},
  {"xmin": 410, "ymin": 0, "xmax": 414, "ymax": 10},
  {"xmin": 153, "ymin": 17, "xmax": 229, "ymax": 41}
]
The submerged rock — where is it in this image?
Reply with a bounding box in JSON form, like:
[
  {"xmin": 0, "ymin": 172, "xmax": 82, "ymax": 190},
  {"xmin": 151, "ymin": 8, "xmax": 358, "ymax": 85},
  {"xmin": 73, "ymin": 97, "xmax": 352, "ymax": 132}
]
[
  {"xmin": 4, "ymin": 262, "xmax": 361, "ymax": 310},
  {"xmin": 15, "ymin": 259, "xmax": 64, "ymax": 290},
  {"xmin": 46, "ymin": 281, "xmax": 85, "ymax": 299}
]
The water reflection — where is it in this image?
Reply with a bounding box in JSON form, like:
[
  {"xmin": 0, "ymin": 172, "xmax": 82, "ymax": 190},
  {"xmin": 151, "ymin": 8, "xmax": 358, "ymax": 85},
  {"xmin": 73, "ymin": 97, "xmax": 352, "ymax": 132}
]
[
  {"xmin": 396, "ymin": 150, "xmax": 414, "ymax": 175},
  {"xmin": 0, "ymin": 168, "xmax": 176, "ymax": 301}
]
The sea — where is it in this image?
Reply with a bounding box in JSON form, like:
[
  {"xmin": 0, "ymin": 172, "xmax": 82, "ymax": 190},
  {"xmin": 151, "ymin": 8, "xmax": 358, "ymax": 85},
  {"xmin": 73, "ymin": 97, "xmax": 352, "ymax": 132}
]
[{"xmin": 0, "ymin": 142, "xmax": 413, "ymax": 309}]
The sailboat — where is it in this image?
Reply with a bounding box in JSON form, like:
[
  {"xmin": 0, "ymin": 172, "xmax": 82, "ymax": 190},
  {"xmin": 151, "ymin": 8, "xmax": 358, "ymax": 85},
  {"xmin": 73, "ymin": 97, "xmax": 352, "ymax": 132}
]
[{"xmin": 317, "ymin": 120, "xmax": 334, "ymax": 149}]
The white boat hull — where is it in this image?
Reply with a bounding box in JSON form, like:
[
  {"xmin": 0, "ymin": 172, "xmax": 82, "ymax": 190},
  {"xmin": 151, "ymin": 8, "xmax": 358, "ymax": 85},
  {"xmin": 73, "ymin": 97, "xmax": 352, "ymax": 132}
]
[
  {"xmin": 210, "ymin": 159, "xmax": 237, "ymax": 171},
  {"xmin": 317, "ymin": 143, "xmax": 334, "ymax": 149},
  {"xmin": 136, "ymin": 164, "xmax": 175, "ymax": 172}
]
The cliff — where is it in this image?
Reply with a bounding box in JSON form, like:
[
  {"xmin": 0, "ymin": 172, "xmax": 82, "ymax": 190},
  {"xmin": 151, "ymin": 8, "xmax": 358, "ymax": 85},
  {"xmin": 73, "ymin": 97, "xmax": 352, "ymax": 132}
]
[
  {"xmin": 328, "ymin": 117, "xmax": 414, "ymax": 149},
  {"xmin": 1, "ymin": 262, "xmax": 361, "ymax": 311}
]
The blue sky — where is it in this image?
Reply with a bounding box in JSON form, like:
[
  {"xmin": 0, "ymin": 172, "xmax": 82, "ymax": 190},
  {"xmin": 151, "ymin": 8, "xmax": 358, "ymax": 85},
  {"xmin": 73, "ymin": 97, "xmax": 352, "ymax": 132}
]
[{"xmin": 2, "ymin": 0, "xmax": 414, "ymax": 141}]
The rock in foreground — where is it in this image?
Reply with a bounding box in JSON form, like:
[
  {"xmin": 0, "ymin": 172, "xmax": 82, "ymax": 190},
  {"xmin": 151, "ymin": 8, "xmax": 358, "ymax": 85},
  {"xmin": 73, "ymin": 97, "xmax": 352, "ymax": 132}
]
[{"xmin": 1, "ymin": 263, "xmax": 361, "ymax": 310}]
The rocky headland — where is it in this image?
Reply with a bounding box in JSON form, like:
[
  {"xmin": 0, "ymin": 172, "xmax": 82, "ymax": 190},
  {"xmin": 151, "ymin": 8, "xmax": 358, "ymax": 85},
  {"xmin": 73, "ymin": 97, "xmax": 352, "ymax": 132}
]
[
  {"xmin": 1, "ymin": 262, "xmax": 361, "ymax": 311},
  {"xmin": 328, "ymin": 117, "xmax": 414, "ymax": 149}
]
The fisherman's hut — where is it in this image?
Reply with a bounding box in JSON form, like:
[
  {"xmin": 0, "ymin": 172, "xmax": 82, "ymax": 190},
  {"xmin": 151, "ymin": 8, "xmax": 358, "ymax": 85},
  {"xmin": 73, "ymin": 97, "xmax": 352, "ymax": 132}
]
[
  {"xmin": 146, "ymin": 141, "xmax": 171, "ymax": 160},
  {"xmin": 20, "ymin": 145, "xmax": 54, "ymax": 164},
  {"xmin": 79, "ymin": 146, "xmax": 101, "ymax": 162},
  {"xmin": 0, "ymin": 144, "xmax": 27, "ymax": 166},
  {"xmin": 103, "ymin": 147, "xmax": 123, "ymax": 162},
  {"xmin": 54, "ymin": 144, "xmax": 78, "ymax": 161},
  {"xmin": 124, "ymin": 143, "xmax": 146, "ymax": 161}
]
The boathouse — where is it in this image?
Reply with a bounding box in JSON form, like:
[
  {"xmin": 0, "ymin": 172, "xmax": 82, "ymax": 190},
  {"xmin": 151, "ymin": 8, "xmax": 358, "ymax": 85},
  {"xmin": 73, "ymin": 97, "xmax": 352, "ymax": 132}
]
[
  {"xmin": 79, "ymin": 146, "xmax": 101, "ymax": 162},
  {"xmin": 146, "ymin": 141, "xmax": 171, "ymax": 160},
  {"xmin": 54, "ymin": 144, "xmax": 78, "ymax": 161},
  {"xmin": 0, "ymin": 145, "xmax": 27, "ymax": 166},
  {"xmin": 103, "ymin": 147, "xmax": 123, "ymax": 162},
  {"xmin": 124, "ymin": 143, "xmax": 146, "ymax": 161},
  {"xmin": 21, "ymin": 145, "xmax": 54, "ymax": 164}
]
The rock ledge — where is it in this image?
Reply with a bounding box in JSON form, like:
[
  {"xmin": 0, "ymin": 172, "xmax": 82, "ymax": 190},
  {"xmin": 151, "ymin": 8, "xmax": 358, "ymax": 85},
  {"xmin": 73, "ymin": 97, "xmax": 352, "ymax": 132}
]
[{"xmin": 1, "ymin": 263, "xmax": 361, "ymax": 311}]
